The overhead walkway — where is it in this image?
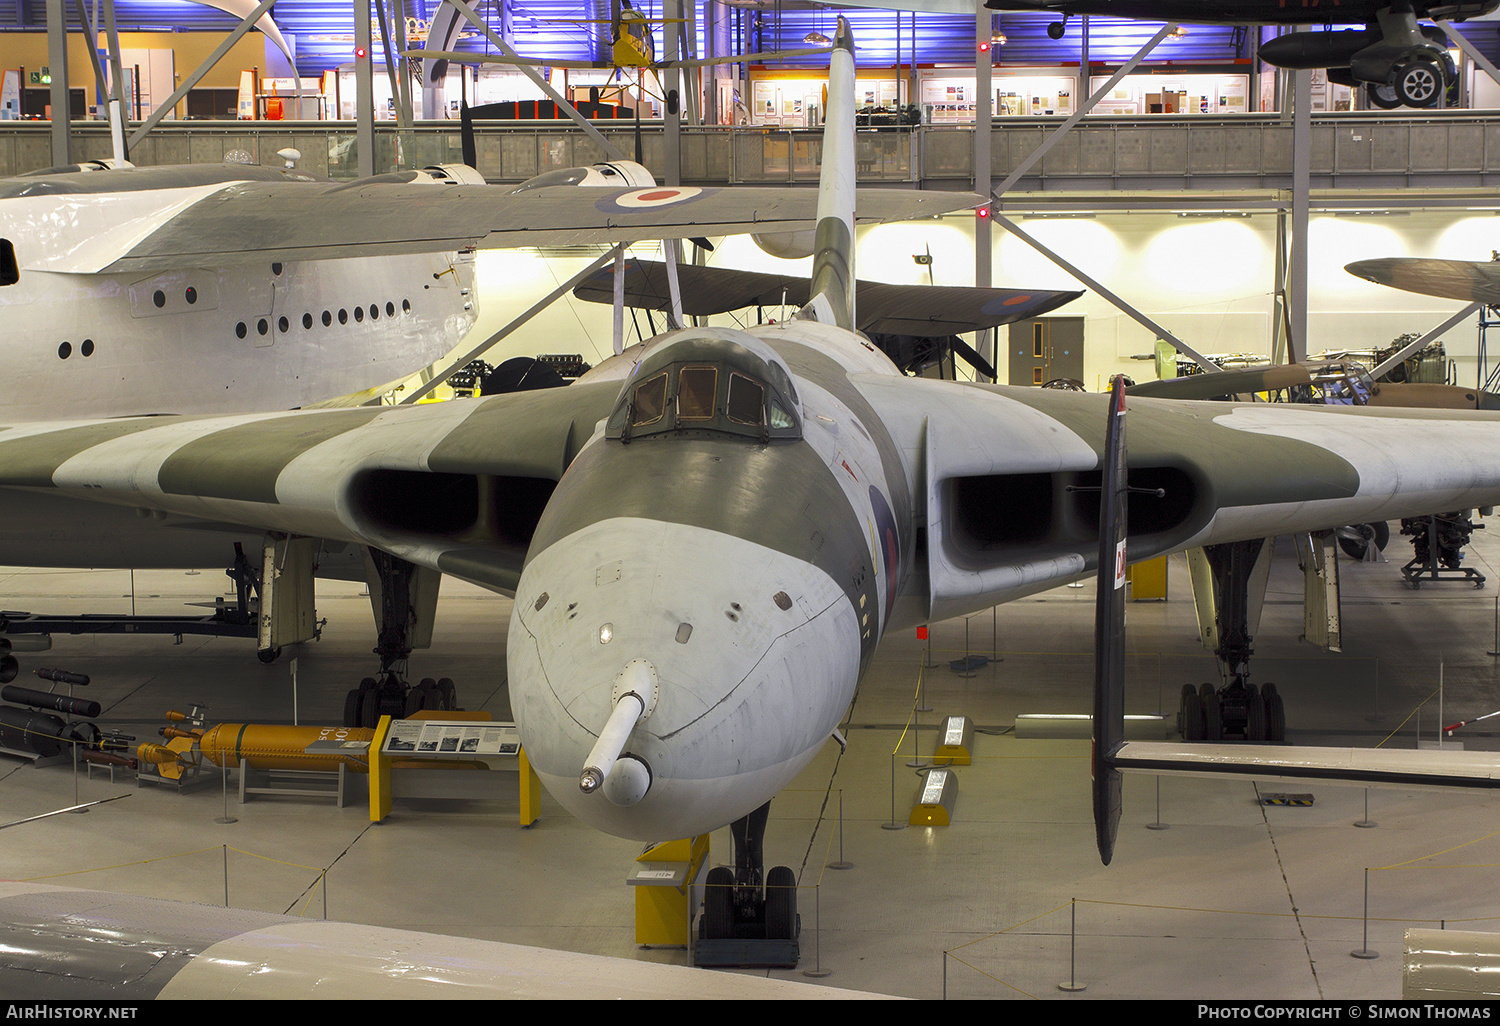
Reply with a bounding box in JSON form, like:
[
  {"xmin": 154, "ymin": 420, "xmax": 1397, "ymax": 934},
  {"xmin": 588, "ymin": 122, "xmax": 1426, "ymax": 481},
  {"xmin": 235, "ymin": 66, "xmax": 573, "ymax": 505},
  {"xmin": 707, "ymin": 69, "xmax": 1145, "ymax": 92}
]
[{"xmin": 5, "ymin": 111, "xmax": 1500, "ymax": 197}]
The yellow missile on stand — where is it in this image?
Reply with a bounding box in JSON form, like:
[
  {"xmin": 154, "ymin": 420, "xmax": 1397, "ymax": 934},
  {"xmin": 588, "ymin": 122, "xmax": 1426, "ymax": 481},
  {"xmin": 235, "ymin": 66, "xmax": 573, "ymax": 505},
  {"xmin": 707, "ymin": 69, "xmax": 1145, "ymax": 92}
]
[{"xmin": 196, "ymin": 723, "xmax": 375, "ymax": 773}]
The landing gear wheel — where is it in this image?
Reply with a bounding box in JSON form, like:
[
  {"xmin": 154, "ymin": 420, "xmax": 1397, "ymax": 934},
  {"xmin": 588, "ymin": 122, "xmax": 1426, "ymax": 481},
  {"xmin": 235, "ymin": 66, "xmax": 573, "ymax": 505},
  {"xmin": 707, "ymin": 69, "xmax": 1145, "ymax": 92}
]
[
  {"xmin": 357, "ymin": 683, "xmax": 381, "ymax": 729},
  {"xmin": 345, "ymin": 677, "xmax": 377, "ymax": 728},
  {"xmin": 765, "ymin": 865, "xmax": 798, "ymax": 941},
  {"xmin": 404, "ymin": 686, "xmax": 429, "ymax": 717},
  {"xmin": 702, "ymin": 866, "xmax": 734, "ymax": 940},
  {"xmin": 1395, "ymin": 60, "xmax": 1443, "ymax": 108},
  {"xmin": 256, "ymin": 647, "xmax": 281, "ymax": 664},
  {"xmin": 436, "ymin": 677, "xmax": 457, "ymax": 710},
  {"xmin": 1338, "ymin": 521, "xmax": 1390, "ymax": 562},
  {"xmin": 1047, "ymin": 20, "xmax": 1065, "ymax": 39},
  {"xmin": 1199, "ymin": 681, "xmax": 1221, "ymax": 741},
  {"xmin": 1245, "ymin": 682, "xmax": 1267, "ymax": 743},
  {"xmin": 1183, "ymin": 690, "xmax": 1205, "ymax": 741},
  {"xmin": 1367, "ymin": 83, "xmax": 1402, "ymax": 110},
  {"xmin": 1263, "ymin": 682, "xmax": 1286, "ymax": 744}
]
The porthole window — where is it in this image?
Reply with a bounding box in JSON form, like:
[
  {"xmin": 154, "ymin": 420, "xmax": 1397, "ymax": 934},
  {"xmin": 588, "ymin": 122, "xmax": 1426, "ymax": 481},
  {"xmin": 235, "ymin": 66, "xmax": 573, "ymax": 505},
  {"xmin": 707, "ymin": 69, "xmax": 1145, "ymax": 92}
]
[
  {"xmin": 81, "ymin": 339, "xmax": 94, "ymax": 357},
  {"xmin": 152, "ymin": 290, "xmax": 165, "ymax": 308},
  {"xmin": 338, "ymin": 309, "xmax": 348, "ymax": 324},
  {"xmin": 185, "ymin": 286, "xmax": 197, "ymax": 305},
  {"xmin": 0, "ymin": 239, "xmax": 17, "ymax": 286},
  {"xmin": 236, "ymin": 322, "xmax": 247, "ymax": 339},
  {"xmin": 369, "ymin": 304, "xmax": 379, "ymax": 320},
  {"xmin": 303, "ymin": 313, "xmax": 313, "ymax": 330},
  {"xmin": 271, "ymin": 262, "xmax": 283, "ymax": 276},
  {"xmin": 354, "ymin": 306, "xmax": 364, "ymax": 323},
  {"xmin": 401, "ymin": 299, "xmax": 411, "ymax": 314},
  {"xmin": 322, "ymin": 311, "xmax": 332, "ymax": 327},
  {"xmin": 278, "ymin": 316, "xmax": 289, "ymax": 333},
  {"xmin": 57, "ymin": 341, "xmax": 71, "ymax": 360},
  {"xmin": 385, "ymin": 301, "xmax": 395, "ymax": 316},
  {"xmin": 257, "ymin": 318, "xmax": 268, "ymax": 336}
]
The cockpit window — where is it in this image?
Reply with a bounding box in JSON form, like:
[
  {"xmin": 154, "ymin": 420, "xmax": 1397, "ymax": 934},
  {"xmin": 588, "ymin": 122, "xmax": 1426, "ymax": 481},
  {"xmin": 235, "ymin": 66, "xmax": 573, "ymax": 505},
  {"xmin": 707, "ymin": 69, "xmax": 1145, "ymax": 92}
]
[
  {"xmin": 606, "ymin": 333, "xmax": 802, "ymax": 445},
  {"xmin": 677, "ymin": 366, "xmax": 717, "ymax": 420},
  {"xmin": 726, "ymin": 373, "xmax": 764, "ymax": 426},
  {"xmin": 630, "ymin": 371, "xmax": 668, "ymax": 427},
  {"xmin": 770, "ymin": 399, "xmax": 795, "ymax": 430}
]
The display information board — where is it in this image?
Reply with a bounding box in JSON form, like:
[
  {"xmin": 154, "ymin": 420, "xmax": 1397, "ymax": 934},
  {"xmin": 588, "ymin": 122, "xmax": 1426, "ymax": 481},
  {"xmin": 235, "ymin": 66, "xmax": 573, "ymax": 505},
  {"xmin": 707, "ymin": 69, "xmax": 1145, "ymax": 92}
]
[{"xmin": 380, "ymin": 719, "xmax": 521, "ymax": 760}]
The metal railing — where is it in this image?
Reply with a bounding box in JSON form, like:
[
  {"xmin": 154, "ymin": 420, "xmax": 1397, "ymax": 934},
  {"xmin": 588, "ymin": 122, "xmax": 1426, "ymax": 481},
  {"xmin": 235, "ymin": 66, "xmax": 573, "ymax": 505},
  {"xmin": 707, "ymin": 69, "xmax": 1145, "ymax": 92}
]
[{"xmin": 4, "ymin": 110, "xmax": 1500, "ymax": 189}]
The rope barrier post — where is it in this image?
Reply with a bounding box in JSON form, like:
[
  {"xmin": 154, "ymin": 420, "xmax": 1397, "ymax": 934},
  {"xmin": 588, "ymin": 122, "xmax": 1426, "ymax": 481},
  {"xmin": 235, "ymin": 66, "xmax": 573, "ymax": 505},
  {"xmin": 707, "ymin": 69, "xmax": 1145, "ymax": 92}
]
[
  {"xmin": 882, "ymin": 753, "xmax": 904, "ymax": 831},
  {"xmin": 70, "ymin": 739, "xmax": 82, "ymax": 811},
  {"xmin": 223, "ymin": 844, "xmax": 229, "ymax": 908},
  {"xmin": 828, "ymin": 789, "xmax": 852, "ymax": 869},
  {"xmin": 1146, "ymin": 776, "xmax": 1168, "ymax": 831},
  {"xmin": 1355, "ymin": 788, "xmax": 1376, "ymax": 829},
  {"xmin": 1352, "ymin": 868, "xmax": 1379, "ymax": 959},
  {"xmin": 1058, "ymin": 897, "xmax": 1086, "ymax": 991},
  {"xmin": 917, "ymin": 660, "xmax": 932, "ymax": 713},
  {"xmin": 322, "ymin": 869, "xmax": 327, "ymax": 920},
  {"xmin": 1489, "ymin": 594, "xmax": 1500, "ymax": 656},
  {"xmin": 803, "ymin": 883, "xmax": 830, "ymax": 978},
  {"xmin": 215, "ymin": 759, "xmax": 237, "ymax": 825}
]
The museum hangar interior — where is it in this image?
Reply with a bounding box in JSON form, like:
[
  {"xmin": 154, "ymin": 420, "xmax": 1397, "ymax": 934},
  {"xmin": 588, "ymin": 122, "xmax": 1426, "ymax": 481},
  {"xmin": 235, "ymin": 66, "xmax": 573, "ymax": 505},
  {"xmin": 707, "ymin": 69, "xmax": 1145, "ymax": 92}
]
[{"xmin": 5, "ymin": 0, "xmax": 1500, "ymax": 1001}]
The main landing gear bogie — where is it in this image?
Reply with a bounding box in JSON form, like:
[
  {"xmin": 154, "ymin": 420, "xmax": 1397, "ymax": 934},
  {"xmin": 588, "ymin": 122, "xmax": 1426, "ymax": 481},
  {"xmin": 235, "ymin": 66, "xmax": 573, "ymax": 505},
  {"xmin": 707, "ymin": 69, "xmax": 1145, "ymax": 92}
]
[
  {"xmin": 340, "ymin": 547, "xmax": 461, "ymax": 728},
  {"xmin": 1180, "ymin": 680, "xmax": 1285, "ymax": 745},
  {"xmin": 343, "ymin": 674, "xmax": 459, "ymax": 728}
]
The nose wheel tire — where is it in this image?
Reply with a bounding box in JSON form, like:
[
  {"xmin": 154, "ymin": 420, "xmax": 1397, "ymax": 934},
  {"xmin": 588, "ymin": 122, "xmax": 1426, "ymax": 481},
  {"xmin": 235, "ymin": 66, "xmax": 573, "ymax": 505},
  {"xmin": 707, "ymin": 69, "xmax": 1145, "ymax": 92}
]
[
  {"xmin": 1366, "ymin": 83, "xmax": 1402, "ymax": 110},
  {"xmin": 1395, "ymin": 60, "xmax": 1443, "ymax": 108},
  {"xmin": 764, "ymin": 865, "xmax": 798, "ymax": 941},
  {"xmin": 701, "ymin": 866, "xmax": 735, "ymax": 940}
]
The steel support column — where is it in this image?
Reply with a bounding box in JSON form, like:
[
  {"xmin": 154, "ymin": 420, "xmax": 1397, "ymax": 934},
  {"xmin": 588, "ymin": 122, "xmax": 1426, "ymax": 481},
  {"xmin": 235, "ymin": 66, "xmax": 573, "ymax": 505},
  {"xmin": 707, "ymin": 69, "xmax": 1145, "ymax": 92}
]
[
  {"xmin": 357, "ymin": 0, "xmax": 375, "ymax": 178},
  {"xmin": 975, "ymin": 0, "xmax": 993, "ymax": 380},
  {"xmin": 46, "ymin": 0, "xmax": 69, "ymax": 166},
  {"xmin": 1289, "ymin": 68, "xmax": 1310, "ymax": 363}
]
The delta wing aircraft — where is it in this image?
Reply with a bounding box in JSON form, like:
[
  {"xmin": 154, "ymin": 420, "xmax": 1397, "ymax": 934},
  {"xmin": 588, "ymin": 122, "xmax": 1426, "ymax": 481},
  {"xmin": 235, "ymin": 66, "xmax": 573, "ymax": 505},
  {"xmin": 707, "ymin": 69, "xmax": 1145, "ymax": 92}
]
[
  {"xmin": 0, "ymin": 153, "xmax": 956, "ymax": 420},
  {"xmin": 5, "ymin": 20, "xmax": 1500, "ymax": 932}
]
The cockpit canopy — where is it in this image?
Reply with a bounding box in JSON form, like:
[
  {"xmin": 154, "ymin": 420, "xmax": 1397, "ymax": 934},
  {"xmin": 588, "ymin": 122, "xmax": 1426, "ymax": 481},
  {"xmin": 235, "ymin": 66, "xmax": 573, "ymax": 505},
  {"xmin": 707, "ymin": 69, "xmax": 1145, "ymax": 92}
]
[{"xmin": 605, "ymin": 331, "xmax": 802, "ymax": 444}]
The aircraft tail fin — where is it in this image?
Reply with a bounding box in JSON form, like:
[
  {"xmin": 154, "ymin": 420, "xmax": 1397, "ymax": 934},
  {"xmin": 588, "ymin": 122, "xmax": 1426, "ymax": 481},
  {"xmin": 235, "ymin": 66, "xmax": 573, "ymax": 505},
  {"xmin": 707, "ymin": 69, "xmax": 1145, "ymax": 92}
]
[
  {"xmin": 1092, "ymin": 375, "xmax": 1129, "ymax": 866},
  {"xmin": 797, "ymin": 17, "xmax": 856, "ymax": 332}
]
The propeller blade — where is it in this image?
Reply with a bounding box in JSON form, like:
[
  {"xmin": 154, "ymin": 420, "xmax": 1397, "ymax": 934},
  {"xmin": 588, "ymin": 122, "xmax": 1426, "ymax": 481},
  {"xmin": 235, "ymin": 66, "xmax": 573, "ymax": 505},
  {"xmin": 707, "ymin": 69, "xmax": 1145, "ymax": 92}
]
[
  {"xmin": 460, "ymin": 100, "xmax": 477, "ymax": 170},
  {"xmin": 950, "ymin": 336, "xmax": 997, "ymax": 382}
]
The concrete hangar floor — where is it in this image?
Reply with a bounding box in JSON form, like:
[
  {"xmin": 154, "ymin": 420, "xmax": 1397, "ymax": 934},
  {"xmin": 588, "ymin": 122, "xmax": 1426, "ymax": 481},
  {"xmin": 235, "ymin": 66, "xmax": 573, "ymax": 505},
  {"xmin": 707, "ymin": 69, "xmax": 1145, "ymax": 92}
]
[{"xmin": 2, "ymin": 525, "xmax": 1499, "ymax": 1001}]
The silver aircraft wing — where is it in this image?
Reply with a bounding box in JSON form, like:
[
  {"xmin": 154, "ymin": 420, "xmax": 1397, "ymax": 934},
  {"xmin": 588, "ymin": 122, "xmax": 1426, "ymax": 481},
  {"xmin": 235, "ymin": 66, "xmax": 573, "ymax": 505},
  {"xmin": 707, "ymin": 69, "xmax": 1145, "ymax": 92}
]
[{"xmin": 17, "ymin": 177, "xmax": 980, "ymax": 275}]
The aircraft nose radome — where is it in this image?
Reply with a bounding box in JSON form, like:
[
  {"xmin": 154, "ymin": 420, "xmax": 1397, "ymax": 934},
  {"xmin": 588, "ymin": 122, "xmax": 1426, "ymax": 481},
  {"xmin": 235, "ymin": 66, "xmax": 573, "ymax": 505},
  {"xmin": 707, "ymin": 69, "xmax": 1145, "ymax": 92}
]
[{"xmin": 507, "ymin": 517, "xmax": 862, "ymax": 840}]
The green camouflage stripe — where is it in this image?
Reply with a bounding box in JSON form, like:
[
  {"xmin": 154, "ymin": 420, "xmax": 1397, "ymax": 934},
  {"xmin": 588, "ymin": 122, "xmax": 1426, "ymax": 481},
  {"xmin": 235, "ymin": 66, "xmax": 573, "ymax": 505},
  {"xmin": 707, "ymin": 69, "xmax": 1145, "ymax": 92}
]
[
  {"xmin": 0, "ymin": 420, "xmax": 176, "ymax": 487},
  {"xmin": 157, "ymin": 410, "xmax": 385, "ymax": 503}
]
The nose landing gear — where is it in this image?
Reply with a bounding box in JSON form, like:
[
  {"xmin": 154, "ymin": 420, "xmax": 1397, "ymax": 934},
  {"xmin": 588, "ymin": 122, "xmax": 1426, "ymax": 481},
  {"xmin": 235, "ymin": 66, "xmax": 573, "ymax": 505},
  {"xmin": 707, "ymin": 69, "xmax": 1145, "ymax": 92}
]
[{"xmin": 695, "ymin": 801, "xmax": 800, "ymax": 968}]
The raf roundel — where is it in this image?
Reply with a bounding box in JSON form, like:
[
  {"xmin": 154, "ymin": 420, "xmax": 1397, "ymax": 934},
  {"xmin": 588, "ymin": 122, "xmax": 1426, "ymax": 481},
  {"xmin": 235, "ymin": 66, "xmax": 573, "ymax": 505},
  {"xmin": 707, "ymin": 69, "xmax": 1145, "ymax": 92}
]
[{"xmin": 595, "ymin": 187, "xmax": 708, "ymax": 214}]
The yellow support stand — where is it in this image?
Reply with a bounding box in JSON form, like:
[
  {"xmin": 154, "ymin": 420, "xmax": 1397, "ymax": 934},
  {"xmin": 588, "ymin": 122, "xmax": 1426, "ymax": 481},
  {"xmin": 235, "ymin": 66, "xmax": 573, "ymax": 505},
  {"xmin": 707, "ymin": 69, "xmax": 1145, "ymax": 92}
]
[
  {"xmin": 1127, "ymin": 554, "xmax": 1169, "ymax": 601},
  {"xmin": 518, "ymin": 746, "xmax": 540, "ymax": 828},
  {"xmin": 629, "ymin": 835, "xmax": 709, "ymax": 946},
  {"xmin": 369, "ymin": 715, "xmax": 394, "ymax": 823}
]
